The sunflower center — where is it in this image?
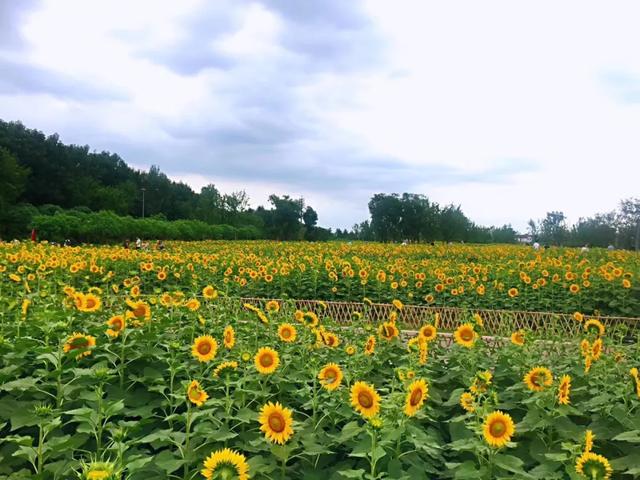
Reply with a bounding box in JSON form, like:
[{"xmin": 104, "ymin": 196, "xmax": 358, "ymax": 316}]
[
  {"xmin": 410, "ymin": 388, "xmax": 423, "ymax": 406},
  {"xmin": 358, "ymin": 392, "xmax": 373, "ymax": 408},
  {"xmin": 133, "ymin": 306, "xmax": 146, "ymax": 317},
  {"xmin": 198, "ymin": 342, "xmax": 211, "ymax": 355},
  {"xmin": 325, "ymin": 370, "xmax": 337, "ymax": 382},
  {"xmin": 268, "ymin": 413, "xmax": 285, "ymax": 432},
  {"xmin": 71, "ymin": 337, "xmax": 88, "ymax": 349},
  {"xmin": 489, "ymin": 420, "xmax": 506, "ymax": 437},
  {"xmin": 460, "ymin": 329, "xmax": 473, "ymax": 341},
  {"xmin": 282, "ymin": 329, "xmax": 291, "ymax": 339},
  {"xmin": 260, "ymin": 354, "xmax": 273, "ymax": 367},
  {"xmin": 86, "ymin": 298, "xmax": 96, "ymax": 308},
  {"xmin": 112, "ymin": 318, "xmax": 123, "ymax": 330}
]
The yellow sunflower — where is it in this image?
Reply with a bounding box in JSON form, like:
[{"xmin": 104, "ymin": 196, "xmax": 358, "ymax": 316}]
[
  {"xmin": 105, "ymin": 315, "xmax": 126, "ymax": 338},
  {"xmin": 392, "ymin": 299, "xmax": 404, "ymax": 310},
  {"xmin": 558, "ymin": 374, "xmax": 571, "ymax": 405},
  {"xmin": 418, "ymin": 324, "xmax": 437, "ymax": 342},
  {"xmin": 378, "ymin": 321, "xmax": 399, "ymax": 341},
  {"xmin": 591, "ymin": 338, "xmax": 603, "ymax": 360},
  {"xmin": 259, "ymin": 402, "xmax": 294, "ymax": 444},
  {"xmin": 78, "ymin": 293, "xmax": 102, "ymax": 313},
  {"xmin": 454, "ymin": 323, "xmax": 477, "ymax": 348},
  {"xmin": 255, "ymin": 347, "xmax": 280, "ymax": 374},
  {"xmin": 322, "ymin": 331, "xmax": 340, "ymax": 348},
  {"xmin": 585, "ymin": 430, "xmax": 595, "ymax": 453},
  {"xmin": 364, "ymin": 335, "xmax": 376, "ymax": 355},
  {"xmin": 418, "ymin": 339, "xmax": 428, "ymax": 365},
  {"xmin": 125, "ymin": 299, "xmax": 151, "ymax": 321},
  {"xmin": 187, "ymin": 380, "xmax": 208, "ymax": 407},
  {"xmin": 318, "ymin": 363, "xmax": 343, "ymax": 391},
  {"xmin": 185, "ymin": 298, "xmax": 201, "ymax": 311},
  {"xmin": 201, "ymin": 448, "xmax": 249, "ymax": 480},
  {"xmin": 508, "ymin": 288, "xmax": 518, "ymax": 298},
  {"xmin": 404, "ymin": 379, "xmax": 428, "ymax": 417},
  {"xmin": 213, "ymin": 361, "xmax": 238, "ymax": 378},
  {"xmin": 223, "ymin": 325, "xmax": 235, "ymax": 349},
  {"xmin": 524, "ymin": 367, "xmax": 553, "ymax": 392},
  {"xmin": 191, "ymin": 335, "xmax": 218, "ymax": 363},
  {"xmin": 265, "ymin": 300, "xmax": 280, "ymax": 313},
  {"xmin": 278, "ymin": 323, "xmax": 297, "ymax": 343},
  {"xmin": 350, "ymin": 381, "xmax": 381, "ymax": 418},
  {"xmin": 345, "ymin": 345, "xmax": 356, "ymax": 355},
  {"xmin": 202, "ymin": 285, "xmax": 218, "ymax": 300},
  {"xmin": 63, "ymin": 332, "xmax": 96, "ymax": 359},
  {"xmin": 575, "ymin": 452, "xmax": 612, "ymax": 480},
  {"xmin": 483, "ymin": 411, "xmax": 515, "ymax": 448},
  {"xmin": 584, "ymin": 319, "xmax": 605, "ymax": 336},
  {"xmin": 573, "ymin": 311, "xmax": 584, "ymax": 322},
  {"xmin": 510, "ymin": 330, "xmax": 525, "ymax": 346},
  {"xmin": 460, "ymin": 392, "xmax": 475, "ymax": 412}
]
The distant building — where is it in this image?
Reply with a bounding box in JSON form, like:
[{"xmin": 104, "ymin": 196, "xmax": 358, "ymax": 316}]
[{"xmin": 516, "ymin": 234, "xmax": 533, "ymax": 244}]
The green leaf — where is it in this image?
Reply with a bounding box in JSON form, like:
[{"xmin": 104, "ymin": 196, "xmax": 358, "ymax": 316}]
[
  {"xmin": 0, "ymin": 377, "xmax": 38, "ymax": 391},
  {"xmin": 612, "ymin": 430, "xmax": 640, "ymax": 443},
  {"xmin": 154, "ymin": 450, "xmax": 184, "ymax": 473}
]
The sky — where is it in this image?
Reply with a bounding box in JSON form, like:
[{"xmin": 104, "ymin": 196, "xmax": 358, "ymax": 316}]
[{"xmin": 1, "ymin": 0, "xmax": 639, "ymax": 231}]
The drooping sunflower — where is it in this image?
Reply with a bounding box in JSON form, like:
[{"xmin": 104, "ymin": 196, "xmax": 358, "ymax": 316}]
[
  {"xmin": 404, "ymin": 379, "xmax": 429, "ymax": 417},
  {"xmin": 510, "ymin": 330, "xmax": 525, "ymax": 346},
  {"xmin": 392, "ymin": 299, "xmax": 404, "ymax": 311},
  {"xmin": 524, "ymin": 367, "xmax": 553, "ymax": 392},
  {"xmin": 630, "ymin": 368, "xmax": 640, "ymax": 398},
  {"xmin": 418, "ymin": 339, "xmax": 428, "ymax": 365},
  {"xmin": 378, "ymin": 321, "xmax": 399, "ymax": 341},
  {"xmin": 259, "ymin": 402, "xmax": 294, "ymax": 444},
  {"xmin": 350, "ymin": 381, "xmax": 381, "ymax": 418},
  {"xmin": 201, "ymin": 448, "xmax": 249, "ymax": 480},
  {"xmin": 187, "ymin": 380, "xmax": 208, "ymax": 407},
  {"xmin": 454, "ymin": 323, "xmax": 477, "ymax": 348},
  {"xmin": 575, "ymin": 452, "xmax": 612, "ymax": 480},
  {"xmin": 105, "ymin": 315, "xmax": 126, "ymax": 338},
  {"xmin": 192, "ymin": 335, "xmax": 218, "ymax": 363},
  {"xmin": 364, "ymin": 335, "xmax": 376, "ymax": 355},
  {"xmin": 223, "ymin": 325, "xmax": 235, "ymax": 349},
  {"xmin": 213, "ymin": 361, "xmax": 238, "ymax": 378},
  {"xmin": 558, "ymin": 374, "xmax": 571, "ymax": 405},
  {"xmin": 460, "ymin": 392, "xmax": 475, "ymax": 412},
  {"xmin": 580, "ymin": 339, "xmax": 591, "ymax": 357},
  {"xmin": 591, "ymin": 338, "xmax": 603, "ymax": 360},
  {"xmin": 63, "ymin": 332, "xmax": 96, "ymax": 359},
  {"xmin": 584, "ymin": 319, "xmax": 605, "ymax": 336},
  {"xmin": 483, "ymin": 411, "xmax": 515, "ymax": 448},
  {"xmin": 318, "ymin": 363, "xmax": 343, "ymax": 391},
  {"xmin": 202, "ymin": 285, "xmax": 218, "ymax": 300},
  {"xmin": 255, "ymin": 347, "xmax": 280, "ymax": 374},
  {"xmin": 278, "ymin": 323, "xmax": 297, "ymax": 343},
  {"xmin": 418, "ymin": 324, "xmax": 437, "ymax": 342}
]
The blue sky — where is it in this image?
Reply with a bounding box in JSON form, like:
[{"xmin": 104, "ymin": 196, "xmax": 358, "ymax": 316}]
[{"xmin": 1, "ymin": 0, "xmax": 639, "ymax": 231}]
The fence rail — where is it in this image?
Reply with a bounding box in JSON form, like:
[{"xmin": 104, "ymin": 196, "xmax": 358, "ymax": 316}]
[{"xmin": 231, "ymin": 297, "xmax": 640, "ymax": 338}]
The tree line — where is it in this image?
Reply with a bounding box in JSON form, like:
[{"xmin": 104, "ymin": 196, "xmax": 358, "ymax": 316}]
[{"xmin": 1, "ymin": 119, "xmax": 638, "ymax": 248}]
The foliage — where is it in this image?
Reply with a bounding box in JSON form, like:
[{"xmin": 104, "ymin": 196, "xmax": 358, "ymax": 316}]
[{"xmin": 0, "ymin": 249, "xmax": 638, "ymax": 479}]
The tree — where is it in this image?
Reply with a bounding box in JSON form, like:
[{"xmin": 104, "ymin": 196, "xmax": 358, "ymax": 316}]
[
  {"xmin": 266, "ymin": 195, "xmax": 304, "ymax": 240},
  {"xmin": 0, "ymin": 147, "xmax": 29, "ymax": 212},
  {"xmin": 539, "ymin": 211, "xmax": 568, "ymax": 245},
  {"xmin": 368, "ymin": 193, "xmax": 403, "ymax": 242},
  {"xmin": 618, "ymin": 198, "xmax": 640, "ymax": 251}
]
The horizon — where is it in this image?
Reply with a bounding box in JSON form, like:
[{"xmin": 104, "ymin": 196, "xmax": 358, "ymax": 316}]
[{"xmin": 1, "ymin": 1, "xmax": 639, "ymax": 230}]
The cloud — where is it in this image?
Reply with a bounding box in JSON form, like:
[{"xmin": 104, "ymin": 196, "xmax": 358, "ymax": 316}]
[
  {"xmin": 600, "ymin": 70, "xmax": 640, "ymax": 104},
  {"xmin": 0, "ymin": 0, "xmax": 40, "ymax": 50}
]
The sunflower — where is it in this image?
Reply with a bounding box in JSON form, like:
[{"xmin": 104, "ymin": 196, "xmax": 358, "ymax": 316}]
[
  {"xmin": 524, "ymin": 367, "xmax": 553, "ymax": 392},
  {"xmin": 265, "ymin": 300, "xmax": 280, "ymax": 313},
  {"xmin": 569, "ymin": 284, "xmax": 580, "ymax": 294},
  {"xmin": 364, "ymin": 335, "xmax": 376, "ymax": 355},
  {"xmin": 187, "ymin": 380, "xmax": 208, "ymax": 407},
  {"xmin": 255, "ymin": 347, "xmax": 280, "ymax": 374},
  {"xmin": 470, "ymin": 370, "xmax": 493, "ymax": 395},
  {"xmin": 63, "ymin": 332, "xmax": 96, "ymax": 359},
  {"xmin": 105, "ymin": 315, "xmax": 126, "ymax": 338},
  {"xmin": 473, "ymin": 313, "xmax": 484, "ymax": 328},
  {"xmin": 454, "ymin": 323, "xmax": 477, "ymax": 348},
  {"xmin": 78, "ymin": 293, "xmax": 102, "ymax": 313},
  {"xmin": 223, "ymin": 325, "xmax": 235, "ymax": 349},
  {"xmin": 460, "ymin": 392, "xmax": 475, "ymax": 412},
  {"xmin": 202, "ymin": 285, "xmax": 218, "ymax": 300},
  {"xmin": 575, "ymin": 452, "xmax": 612, "ymax": 480},
  {"xmin": 125, "ymin": 299, "xmax": 151, "ymax": 321},
  {"xmin": 418, "ymin": 339, "xmax": 428, "ymax": 365},
  {"xmin": 83, "ymin": 462, "xmax": 116, "ymax": 480},
  {"xmin": 192, "ymin": 335, "xmax": 218, "ymax": 363},
  {"xmin": 201, "ymin": 448, "xmax": 249, "ymax": 480},
  {"xmin": 185, "ymin": 298, "xmax": 201, "ymax": 311},
  {"xmin": 418, "ymin": 324, "xmax": 437, "ymax": 342},
  {"xmin": 157, "ymin": 270, "xmax": 167, "ymax": 281},
  {"xmin": 483, "ymin": 411, "xmax": 515, "ymax": 448},
  {"xmin": 278, "ymin": 323, "xmax": 297, "ymax": 343},
  {"xmin": 584, "ymin": 319, "xmax": 605, "ymax": 336},
  {"xmin": 392, "ymin": 299, "xmax": 404, "ymax": 310},
  {"xmin": 580, "ymin": 339, "xmax": 591, "ymax": 357},
  {"xmin": 304, "ymin": 311, "xmax": 319, "ymax": 328},
  {"xmin": 378, "ymin": 321, "xmax": 399, "ymax": 341},
  {"xmin": 585, "ymin": 430, "xmax": 595, "ymax": 453},
  {"xmin": 294, "ymin": 310, "xmax": 305, "ymax": 322},
  {"xmin": 631, "ymin": 368, "xmax": 640, "ymax": 398},
  {"xmin": 318, "ymin": 363, "xmax": 343, "ymax": 391},
  {"xmin": 591, "ymin": 338, "xmax": 603, "ymax": 360},
  {"xmin": 322, "ymin": 331, "xmax": 340, "ymax": 347},
  {"xmin": 213, "ymin": 361, "xmax": 238, "ymax": 378},
  {"xmin": 404, "ymin": 379, "xmax": 429, "ymax": 417},
  {"xmin": 259, "ymin": 402, "xmax": 294, "ymax": 444},
  {"xmin": 558, "ymin": 374, "xmax": 571, "ymax": 405},
  {"xmin": 508, "ymin": 288, "xmax": 518, "ymax": 298},
  {"xmin": 345, "ymin": 345, "xmax": 356, "ymax": 355},
  {"xmin": 130, "ymin": 285, "xmax": 140, "ymax": 298},
  {"xmin": 573, "ymin": 311, "xmax": 584, "ymax": 322},
  {"xmin": 510, "ymin": 330, "xmax": 525, "ymax": 346},
  {"xmin": 350, "ymin": 381, "xmax": 381, "ymax": 418}
]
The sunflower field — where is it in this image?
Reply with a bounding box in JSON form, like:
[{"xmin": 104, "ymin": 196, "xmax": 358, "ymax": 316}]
[{"xmin": 1, "ymin": 241, "xmax": 640, "ymax": 479}]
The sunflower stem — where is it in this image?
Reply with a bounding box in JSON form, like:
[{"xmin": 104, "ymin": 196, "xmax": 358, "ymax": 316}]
[{"xmin": 183, "ymin": 403, "xmax": 192, "ymax": 480}]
